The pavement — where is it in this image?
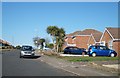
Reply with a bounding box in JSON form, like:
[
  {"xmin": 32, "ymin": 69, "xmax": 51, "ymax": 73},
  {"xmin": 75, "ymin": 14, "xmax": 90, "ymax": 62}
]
[
  {"xmin": 38, "ymin": 53, "xmax": 119, "ymax": 76},
  {"xmin": 102, "ymin": 64, "xmax": 119, "ymax": 69}
]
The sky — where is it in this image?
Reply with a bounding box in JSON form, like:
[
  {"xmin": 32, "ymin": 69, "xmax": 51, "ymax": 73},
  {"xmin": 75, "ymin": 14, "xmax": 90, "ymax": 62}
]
[{"xmin": 2, "ymin": 2, "xmax": 118, "ymax": 46}]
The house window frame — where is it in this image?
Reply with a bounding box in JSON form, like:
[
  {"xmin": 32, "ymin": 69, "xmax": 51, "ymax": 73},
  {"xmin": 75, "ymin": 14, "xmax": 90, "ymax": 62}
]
[
  {"xmin": 108, "ymin": 40, "xmax": 113, "ymax": 49},
  {"xmin": 72, "ymin": 36, "xmax": 76, "ymax": 43}
]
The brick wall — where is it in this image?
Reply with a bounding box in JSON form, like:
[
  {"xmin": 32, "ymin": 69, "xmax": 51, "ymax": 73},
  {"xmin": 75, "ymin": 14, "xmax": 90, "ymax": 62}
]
[
  {"xmin": 101, "ymin": 30, "xmax": 120, "ymax": 57},
  {"xmin": 67, "ymin": 37, "xmax": 73, "ymax": 44},
  {"xmin": 101, "ymin": 30, "xmax": 113, "ymax": 47},
  {"xmin": 113, "ymin": 41, "xmax": 120, "ymax": 57},
  {"xmin": 74, "ymin": 36, "xmax": 90, "ymax": 49},
  {"xmin": 63, "ymin": 37, "xmax": 75, "ymax": 50},
  {"xmin": 88, "ymin": 36, "xmax": 95, "ymax": 46}
]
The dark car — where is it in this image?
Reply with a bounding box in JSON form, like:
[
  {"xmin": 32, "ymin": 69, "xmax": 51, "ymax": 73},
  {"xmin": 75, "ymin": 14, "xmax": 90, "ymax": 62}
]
[
  {"xmin": 63, "ymin": 46, "xmax": 87, "ymax": 55},
  {"xmin": 88, "ymin": 45, "xmax": 117, "ymax": 57}
]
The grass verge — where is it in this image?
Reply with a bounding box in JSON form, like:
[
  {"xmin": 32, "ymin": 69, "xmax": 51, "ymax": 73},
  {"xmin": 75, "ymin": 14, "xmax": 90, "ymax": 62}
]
[{"xmin": 58, "ymin": 56, "xmax": 119, "ymax": 62}]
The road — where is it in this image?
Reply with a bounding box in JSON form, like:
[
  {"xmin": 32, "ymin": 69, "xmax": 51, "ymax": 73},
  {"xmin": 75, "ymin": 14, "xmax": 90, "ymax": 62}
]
[
  {"xmin": 2, "ymin": 50, "xmax": 76, "ymax": 76},
  {"xmin": 0, "ymin": 50, "xmax": 2, "ymax": 78}
]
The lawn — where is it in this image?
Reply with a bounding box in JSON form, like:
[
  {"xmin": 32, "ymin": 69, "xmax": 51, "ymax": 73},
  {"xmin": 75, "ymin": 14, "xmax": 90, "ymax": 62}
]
[{"xmin": 58, "ymin": 56, "xmax": 119, "ymax": 62}]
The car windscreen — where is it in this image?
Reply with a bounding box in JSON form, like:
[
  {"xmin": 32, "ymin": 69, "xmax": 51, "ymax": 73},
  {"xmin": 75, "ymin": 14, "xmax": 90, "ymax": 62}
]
[
  {"xmin": 22, "ymin": 46, "xmax": 32, "ymax": 51},
  {"xmin": 99, "ymin": 46, "xmax": 109, "ymax": 50}
]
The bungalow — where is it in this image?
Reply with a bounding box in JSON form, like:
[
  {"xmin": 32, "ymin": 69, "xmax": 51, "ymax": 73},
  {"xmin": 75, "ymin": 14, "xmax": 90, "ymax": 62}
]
[
  {"xmin": 87, "ymin": 33, "xmax": 102, "ymax": 47},
  {"xmin": 100, "ymin": 27, "xmax": 120, "ymax": 56},
  {"xmin": 63, "ymin": 29, "xmax": 102, "ymax": 50},
  {"xmin": 0, "ymin": 39, "xmax": 11, "ymax": 47},
  {"xmin": 63, "ymin": 31, "xmax": 81, "ymax": 49}
]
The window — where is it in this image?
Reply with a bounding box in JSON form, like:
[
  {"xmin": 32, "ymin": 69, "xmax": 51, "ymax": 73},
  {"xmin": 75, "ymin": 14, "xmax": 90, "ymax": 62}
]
[
  {"xmin": 72, "ymin": 36, "xmax": 76, "ymax": 43},
  {"xmin": 100, "ymin": 46, "xmax": 105, "ymax": 50},
  {"xmin": 99, "ymin": 46, "xmax": 109, "ymax": 50},
  {"xmin": 73, "ymin": 47, "xmax": 78, "ymax": 50},
  {"xmin": 109, "ymin": 40, "xmax": 113, "ymax": 49}
]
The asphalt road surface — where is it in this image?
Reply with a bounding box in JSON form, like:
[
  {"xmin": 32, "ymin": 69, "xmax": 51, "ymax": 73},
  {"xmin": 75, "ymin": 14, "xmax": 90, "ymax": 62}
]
[
  {"xmin": 0, "ymin": 50, "xmax": 2, "ymax": 78},
  {"xmin": 2, "ymin": 50, "xmax": 76, "ymax": 76}
]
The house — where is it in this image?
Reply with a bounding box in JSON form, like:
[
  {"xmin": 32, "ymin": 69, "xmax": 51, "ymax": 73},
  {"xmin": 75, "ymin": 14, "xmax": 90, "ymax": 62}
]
[
  {"xmin": 65, "ymin": 31, "xmax": 81, "ymax": 45},
  {"xmin": 87, "ymin": 33, "xmax": 102, "ymax": 47},
  {"xmin": 0, "ymin": 39, "xmax": 11, "ymax": 49},
  {"xmin": 63, "ymin": 31, "xmax": 81, "ymax": 49},
  {"xmin": 63, "ymin": 29, "xmax": 102, "ymax": 49},
  {"xmin": 100, "ymin": 27, "xmax": 120, "ymax": 56}
]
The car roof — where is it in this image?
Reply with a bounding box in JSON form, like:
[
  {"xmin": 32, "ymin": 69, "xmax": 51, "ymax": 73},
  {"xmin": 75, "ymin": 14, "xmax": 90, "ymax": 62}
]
[
  {"xmin": 89, "ymin": 45, "xmax": 106, "ymax": 48},
  {"xmin": 65, "ymin": 46, "xmax": 86, "ymax": 49}
]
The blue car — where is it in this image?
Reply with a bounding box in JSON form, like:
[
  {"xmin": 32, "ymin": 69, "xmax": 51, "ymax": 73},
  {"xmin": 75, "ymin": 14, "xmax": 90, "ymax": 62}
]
[
  {"xmin": 88, "ymin": 45, "xmax": 117, "ymax": 57},
  {"xmin": 64, "ymin": 46, "xmax": 87, "ymax": 55}
]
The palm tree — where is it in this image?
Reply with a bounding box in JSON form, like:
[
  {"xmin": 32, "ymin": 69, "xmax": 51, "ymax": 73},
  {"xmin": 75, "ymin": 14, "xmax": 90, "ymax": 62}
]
[
  {"xmin": 56, "ymin": 28, "xmax": 65, "ymax": 52},
  {"xmin": 46, "ymin": 26, "xmax": 59, "ymax": 51},
  {"xmin": 33, "ymin": 36, "xmax": 40, "ymax": 49},
  {"xmin": 38, "ymin": 38, "xmax": 45, "ymax": 50},
  {"xmin": 46, "ymin": 26, "xmax": 65, "ymax": 52}
]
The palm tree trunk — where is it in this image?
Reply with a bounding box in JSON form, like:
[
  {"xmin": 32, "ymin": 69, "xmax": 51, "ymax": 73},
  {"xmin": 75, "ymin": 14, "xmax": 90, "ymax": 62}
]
[
  {"xmin": 57, "ymin": 44, "xmax": 59, "ymax": 52},
  {"xmin": 51, "ymin": 37, "xmax": 56, "ymax": 52}
]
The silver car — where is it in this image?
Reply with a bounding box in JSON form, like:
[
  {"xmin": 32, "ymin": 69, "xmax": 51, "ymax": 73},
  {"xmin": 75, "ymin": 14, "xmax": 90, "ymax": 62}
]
[{"xmin": 20, "ymin": 45, "xmax": 35, "ymax": 58}]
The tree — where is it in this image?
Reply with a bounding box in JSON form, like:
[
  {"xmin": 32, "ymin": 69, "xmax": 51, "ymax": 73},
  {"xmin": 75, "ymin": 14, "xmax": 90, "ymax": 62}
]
[
  {"xmin": 56, "ymin": 28, "xmax": 65, "ymax": 52},
  {"xmin": 46, "ymin": 26, "xmax": 65, "ymax": 52},
  {"xmin": 16, "ymin": 45, "xmax": 21, "ymax": 49},
  {"xmin": 39, "ymin": 38, "xmax": 45, "ymax": 50},
  {"xmin": 47, "ymin": 43, "xmax": 54, "ymax": 49},
  {"xmin": 46, "ymin": 26, "xmax": 59, "ymax": 50},
  {"xmin": 44, "ymin": 37, "xmax": 50, "ymax": 45},
  {"xmin": 33, "ymin": 36, "xmax": 40, "ymax": 49},
  {"xmin": 33, "ymin": 36, "xmax": 46, "ymax": 50}
]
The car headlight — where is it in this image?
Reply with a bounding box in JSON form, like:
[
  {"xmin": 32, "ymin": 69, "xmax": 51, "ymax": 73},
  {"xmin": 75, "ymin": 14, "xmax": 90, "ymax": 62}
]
[{"xmin": 32, "ymin": 52, "xmax": 35, "ymax": 54}]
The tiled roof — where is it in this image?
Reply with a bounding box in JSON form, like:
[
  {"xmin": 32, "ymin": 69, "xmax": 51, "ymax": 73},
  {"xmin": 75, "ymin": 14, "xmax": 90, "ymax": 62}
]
[
  {"xmin": 66, "ymin": 29, "xmax": 102, "ymax": 37},
  {"xmin": 92, "ymin": 33, "xmax": 102, "ymax": 42},
  {"xmin": 106, "ymin": 27, "xmax": 120, "ymax": 39},
  {"xmin": 78, "ymin": 29, "xmax": 102, "ymax": 35},
  {"xmin": 65, "ymin": 31, "xmax": 81, "ymax": 37}
]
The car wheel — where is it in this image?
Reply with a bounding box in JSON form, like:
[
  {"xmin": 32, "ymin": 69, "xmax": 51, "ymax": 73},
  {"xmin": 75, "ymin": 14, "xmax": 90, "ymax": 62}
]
[
  {"xmin": 110, "ymin": 53, "xmax": 115, "ymax": 57},
  {"xmin": 20, "ymin": 56, "xmax": 22, "ymax": 58},
  {"xmin": 67, "ymin": 52, "xmax": 70, "ymax": 54},
  {"xmin": 82, "ymin": 52, "xmax": 85, "ymax": 55},
  {"xmin": 20, "ymin": 54, "xmax": 22, "ymax": 58},
  {"xmin": 92, "ymin": 53, "xmax": 96, "ymax": 57}
]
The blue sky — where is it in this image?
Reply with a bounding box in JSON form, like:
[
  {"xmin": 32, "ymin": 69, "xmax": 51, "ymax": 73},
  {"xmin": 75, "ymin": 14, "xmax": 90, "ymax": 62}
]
[{"xmin": 2, "ymin": 2, "xmax": 118, "ymax": 46}]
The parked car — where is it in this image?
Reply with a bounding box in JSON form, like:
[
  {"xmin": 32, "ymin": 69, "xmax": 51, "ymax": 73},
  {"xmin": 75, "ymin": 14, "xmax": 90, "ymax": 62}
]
[
  {"xmin": 20, "ymin": 45, "xmax": 35, "ymax": 58},
  {"xmin": 88, "ymin": 45, "xmax": 117, "ymax": 57},
  {"xmin": 63, "ymin": 46, "xmax": 87, "ymax": 55}
]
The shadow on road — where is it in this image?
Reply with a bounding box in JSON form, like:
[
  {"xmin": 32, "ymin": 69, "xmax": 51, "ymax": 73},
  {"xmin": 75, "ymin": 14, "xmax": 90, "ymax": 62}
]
[{"xmin": 22, "ymin": 56, "xmax": 41, "ymax": 59}]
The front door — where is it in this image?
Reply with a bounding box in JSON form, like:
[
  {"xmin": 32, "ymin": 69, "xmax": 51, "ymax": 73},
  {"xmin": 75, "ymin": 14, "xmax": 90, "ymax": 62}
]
[{"xmin": 99, "ymin": 46, "xmax": 109, "ymax": 56}]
